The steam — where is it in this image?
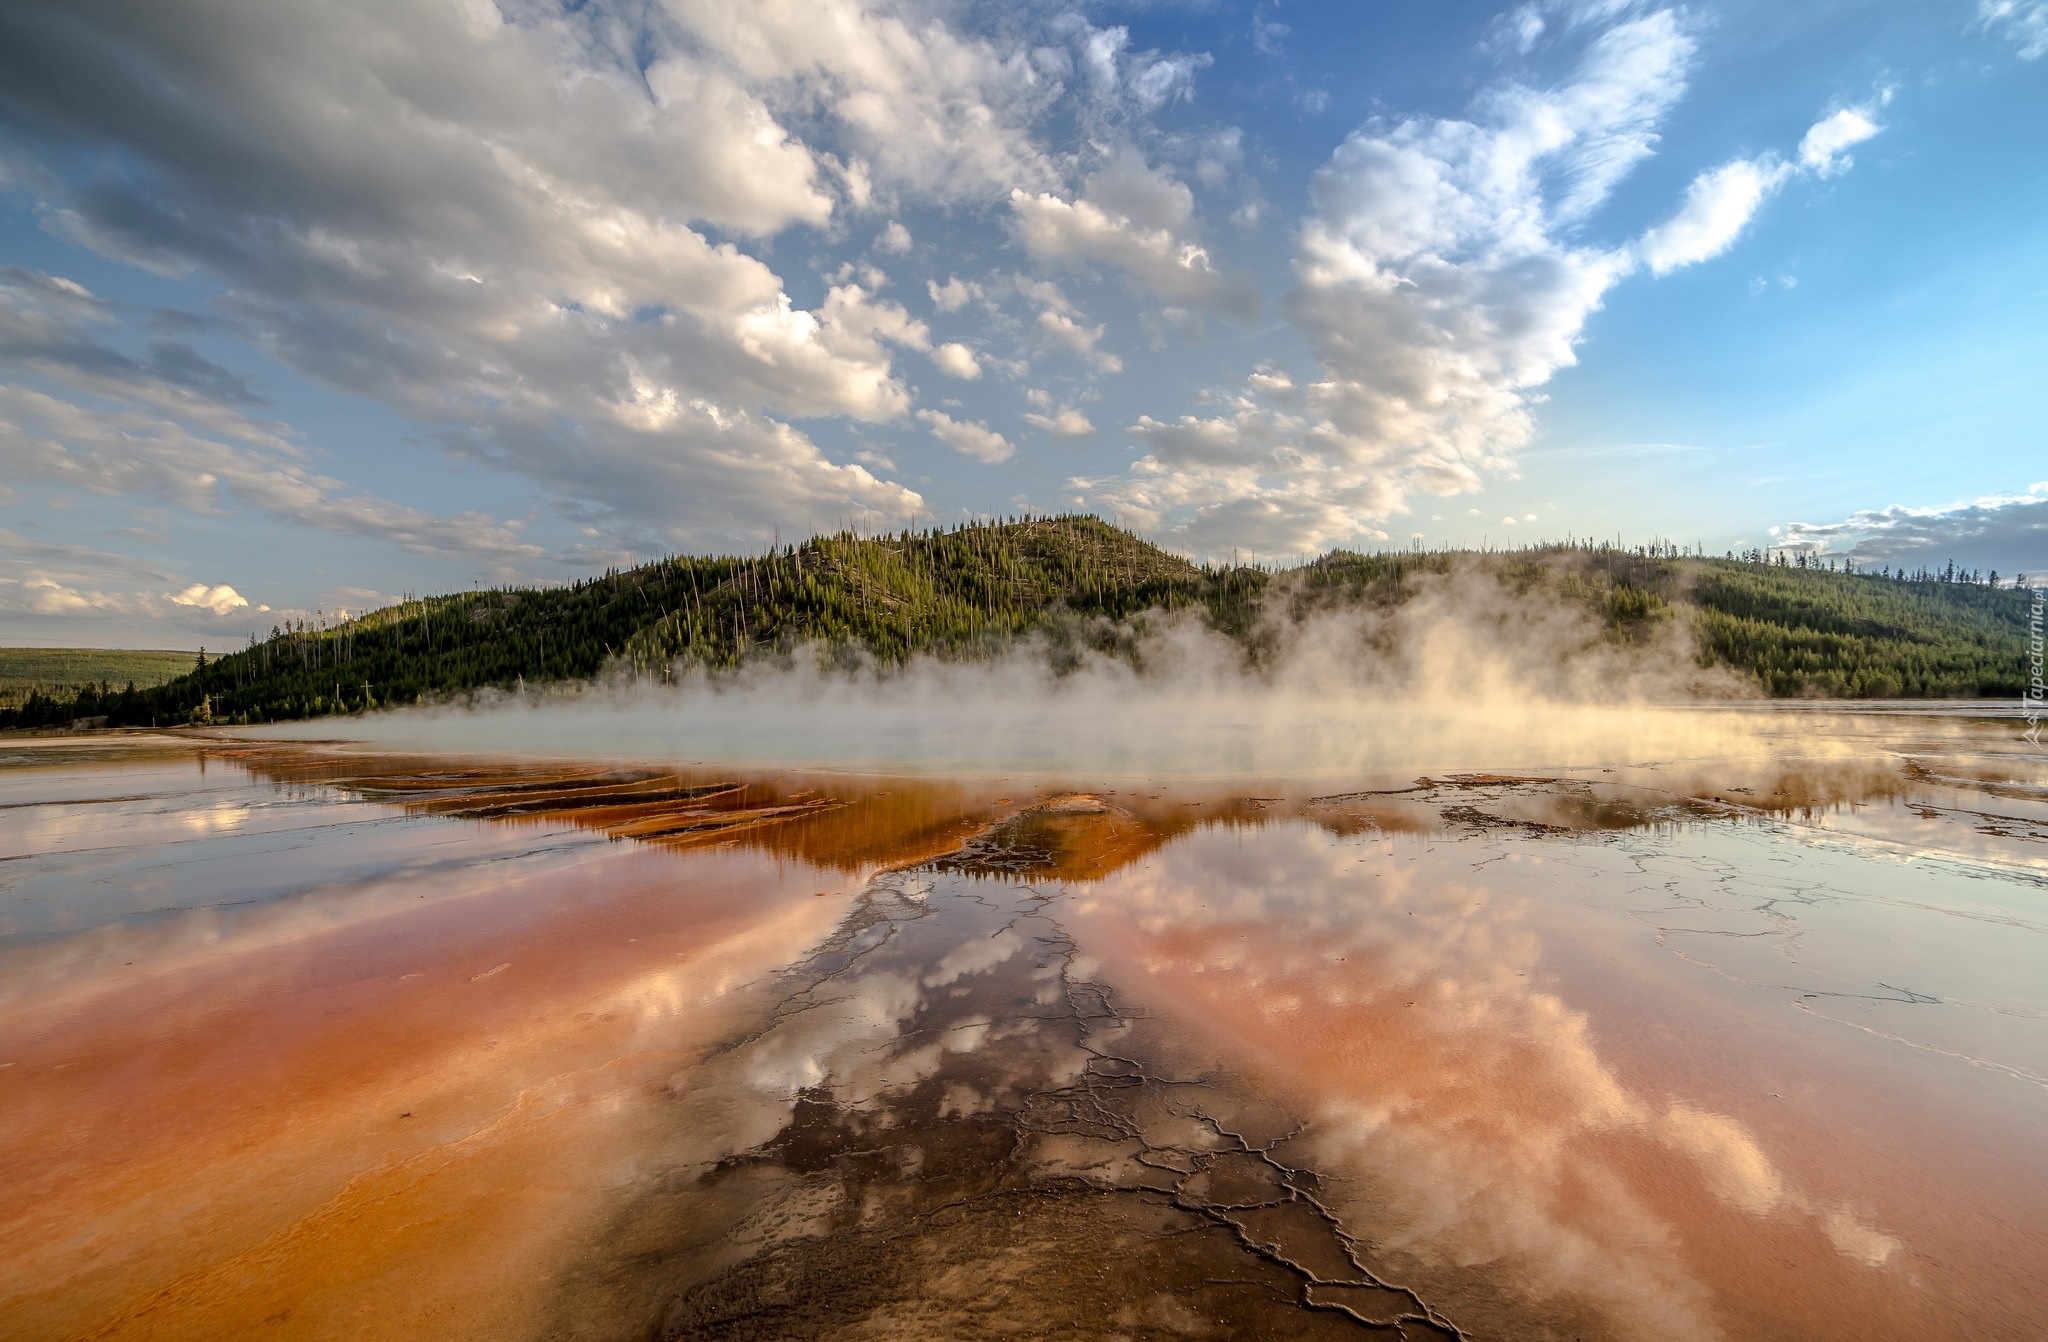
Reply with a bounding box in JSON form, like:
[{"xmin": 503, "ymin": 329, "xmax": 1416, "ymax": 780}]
[{"xmin": 245, "ymin": 571, "xmax": 1845, "ymax": 779}]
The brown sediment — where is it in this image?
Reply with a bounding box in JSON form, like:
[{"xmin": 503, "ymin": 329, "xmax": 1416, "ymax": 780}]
[
  {"xmin": 210, "ymin": 746, "xmax": 1061, "ymax": 871},
  {"xmin": 217, "ymin": 750, "xmax": 848, "ymax": 849},
  {"xmin": 0, "ymin": 822, "xmax": 855, "ymax": 1341},
  {"xmin": 0, "ymin": 745, "xmax": 900, "ymax": 1342}
]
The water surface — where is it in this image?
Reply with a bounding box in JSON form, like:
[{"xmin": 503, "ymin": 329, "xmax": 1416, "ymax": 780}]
[{"xmin": 2, "ymin": 720, "xmax": 2044, "ymax": 1339}]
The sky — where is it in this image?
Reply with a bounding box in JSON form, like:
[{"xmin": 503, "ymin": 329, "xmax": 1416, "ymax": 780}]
[{"xmin": 0, "ymin": 0, "xmax": 2043, "ymax": 648}]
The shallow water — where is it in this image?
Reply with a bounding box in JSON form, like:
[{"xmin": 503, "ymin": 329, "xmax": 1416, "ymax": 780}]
[{"xmin": 1, "ymin": 720, "xmax": 2044, "ymax": 1340}]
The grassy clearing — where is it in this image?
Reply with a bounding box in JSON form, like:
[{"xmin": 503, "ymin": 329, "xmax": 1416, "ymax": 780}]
[{"xmin": 0, "ymin": 648, "xmax": 198, "ymax": 707}]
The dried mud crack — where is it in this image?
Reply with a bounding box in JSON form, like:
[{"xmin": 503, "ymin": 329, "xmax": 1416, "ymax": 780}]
[{"xmin": 546, "ymin": 821, "xmax": 1465, "ymax": 1341}]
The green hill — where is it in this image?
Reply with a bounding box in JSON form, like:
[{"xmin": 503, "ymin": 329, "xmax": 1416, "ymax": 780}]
[
  {"xmin": 1, "ymin": 517, "xmax": 2035, "ymax": 729},
  {"xmin": 1680, "ymin": 559, "xmax": 2033, "ymax": 697}
]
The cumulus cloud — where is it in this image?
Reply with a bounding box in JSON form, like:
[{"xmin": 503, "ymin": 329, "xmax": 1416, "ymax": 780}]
[
  {"xmin": 1009, "ymin": 150, "xmax": 1256, "ymax": 316},
  {"xmin": 917, "ymin": 408, "xmax": 1014, "ymax": 464},
  {"xmin": 875, "ymin": 221, "xmax": 914, "ymax": 254},
  {"xmin": 1072, "ymin": 13, "xmax": 1895, "ymax": 559},
  {"xmin": 0, "ymin": 0, "xmax": 1938, "ymax": 594},
  {"xmin": 929, "ymin": 342, "xmax": 981, "ymax": 379},
  {"xmin": 1023, "ymin": 406, "xmax": 1095, "ymax": 437},
  {"xmin": 0, "ymin": 527, "xmax": 282, "ymax": 636},
  {"xmin": 663, "ymin": 0, "xmax": 1063, "ymax": 203},
  {"xmin": 1245, "ymin": 366, "xmax": 1297, "ymax": 400},
  {"xmin": 1976, "ymin": 0, "xmax": 2048, "ymax": 58},
  {"xmin": 171, "ymin": 583, "xmax": 249, "ymax": 616},
  {"xmin": 0, "ymin": 539, "xmax": 151, "ymax": 622},
  {"xmin": 1773, "ymin": 483, "xmax": 2048, "ymax": 577},
  {"xmin": 0, "ymin": 0, "xmax": 1056, "ymax": 559},
  {"xmin": 928, "ymin": 276, "xmax": 984, "ymax": 313},
  {"xmin": 1005, "ymin": 278, "xmax": 1111, "ymax": 372},
  {"xmin": 1077, "ymin": 8, "xmax": 1692, "ymax": 556},
  {"xmin": 1036, "ymin": 308, "xmax": 1103, "ymax": 358}
]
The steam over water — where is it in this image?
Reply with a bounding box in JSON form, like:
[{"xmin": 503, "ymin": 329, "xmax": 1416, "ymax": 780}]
[
  {"xmin": 257, "ymin": 603, "xmax": 1808, "ymax": 777},
  {"xmin": 4, "ymin": 688, "xmax": 2046, "ymax": 1339}
]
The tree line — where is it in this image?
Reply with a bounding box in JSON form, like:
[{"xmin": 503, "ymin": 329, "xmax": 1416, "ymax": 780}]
[{"xmin": 2, "ymin": 516, "xmax": 2037, "ymax": 729}]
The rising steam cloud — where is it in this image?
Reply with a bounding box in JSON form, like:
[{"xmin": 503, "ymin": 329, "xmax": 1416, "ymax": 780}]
[{"xmin": 258, "ymin": 572, "xmax": 1801, "ymax": 778}]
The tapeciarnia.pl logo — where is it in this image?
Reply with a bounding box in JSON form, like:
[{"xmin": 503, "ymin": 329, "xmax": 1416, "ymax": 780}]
[{"xmin": 2026, "ymin": 584, "xmax": 2044, "ymax": 749}]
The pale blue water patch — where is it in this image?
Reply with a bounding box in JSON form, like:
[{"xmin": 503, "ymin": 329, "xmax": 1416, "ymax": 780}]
[
  {"xmin": 1602, "ymin": 816, "xmax": 2048, "ymax": 1086},
  {"xmin": 0, "ymin": 754, "xmax": 603, "ymax": 951}
]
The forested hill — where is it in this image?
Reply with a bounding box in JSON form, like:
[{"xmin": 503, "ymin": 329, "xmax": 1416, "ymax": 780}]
[{"xmin": 2, "ymin": 515, "xmax": 2036, "ymax": 729}]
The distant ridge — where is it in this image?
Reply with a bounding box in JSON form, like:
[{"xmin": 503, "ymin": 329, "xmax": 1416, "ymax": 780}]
[{"xmin": 2, "ymin": 515, "xmax": 2035, "ymax": 729}]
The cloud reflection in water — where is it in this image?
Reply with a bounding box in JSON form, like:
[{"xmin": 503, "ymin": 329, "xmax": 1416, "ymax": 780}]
[{"xmin": 1066, "ymin": 820, "xmax": 1901, "ymax": 1342}]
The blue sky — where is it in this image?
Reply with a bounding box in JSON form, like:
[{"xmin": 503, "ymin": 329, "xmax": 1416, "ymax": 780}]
[{"xmin": 0, "ymin": 0, "xmax": 2043, "ymax": 647}]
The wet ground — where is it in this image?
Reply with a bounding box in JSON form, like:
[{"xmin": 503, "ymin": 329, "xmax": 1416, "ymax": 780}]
[{"xmin": 1, "ymin": 713, "xmax": 2045, "ymax": 1340}]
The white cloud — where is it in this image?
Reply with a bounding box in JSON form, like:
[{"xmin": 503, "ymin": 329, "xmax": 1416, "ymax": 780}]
[
  {"xmin": 1640, "ymin": 98, "xmax": 1887, "ymax": 276},
  {"xmin": 4, "ymin": 575, "xmax": 93, "ymax": 617},
  {"xmin": 928, "ymin": 276, "xmax": 984, "ymax": 312},
  {"xmin": 1023, "ymin": 406, "xmax": 1095, "ymax": 437},
  {"xmin": 1977, "ymin": 0, "xmax": 2048, "ymax": 59},
  {"xmin": 1798, "ymin": 104, "xmax": 1884, "ymax": 177},
  {"xmin": 0, "ymin": 0, "xmax": 1932, "ymax": 579},
  {"xmin": 917, "ymin": 408, "xmax": 1015, "ymax": 464},
  {"xmin": 929, "ymin": 342, "xmax": 981, "ymax": 379},
  {"xmin": 0, "ymin": 384, "xmax": 548, "ymax": 561},
  {"xmin": 1015, "ymin": 276, "xmax": 1073, "ymax": 312},
  {"xmin": 1126, "ymin": 52, "xmax": 1212, "ymax": 112},
  {"xmin": 1080, "ymin": 10, "xmax": 1881, "ymax": 560},
  {"xmin": 1074, "ymin": 25, "xmax": 1212, "ymax": 112},
  {"xmin": 1009, "ymin": 150, "xmax": 1257, "ymax": 316},
  {"xmin": 1080, "ymin": 27, "xmax": 1127, "ymax": 96},
  {"xmin": 1081, "ymin": 9, "xmax": 1692, "ymax": 557},
  {"xmin": 1638, "ymin": 157, "xmax": 1791, "ymax": 275},
  {"xmin": 1035, "ymin": 309, "xmax": 1122, "ymax": 373},
  {"xmin": 0, "ymin": 0, "xmax": 1067, "ymax": 558},
  {"xmin": 172, "ymin": 583, "xmax": 250, "ymax": 616},
  {"xmin": 1489, "ymin": 4, "xmax": 1550, "ymax": 56},
  {"xmin": 1002, "ymin": 275, "xmax": 1118, "ymax": 372},
  {"xmin": 1245, "ymin": 367, "xmax": 1297, "ymax": 400},
  {"xmin": 1774, "ymin": 482, "xmax": 2048, "ymax": 575},
  {"xmin": 667, "ymin": 0, "xmax": 1062, "ymax": 203},
  {"xmin": 0, "ymin": 573, "xmax": 184, "ymax": 623},
  {"xmin": 876, "ymin": 221, "xmax": 914, "ymax": 254},
  {"xmin": 0, "ymin": 528, "xmax": 284, "ymax": 634}
]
